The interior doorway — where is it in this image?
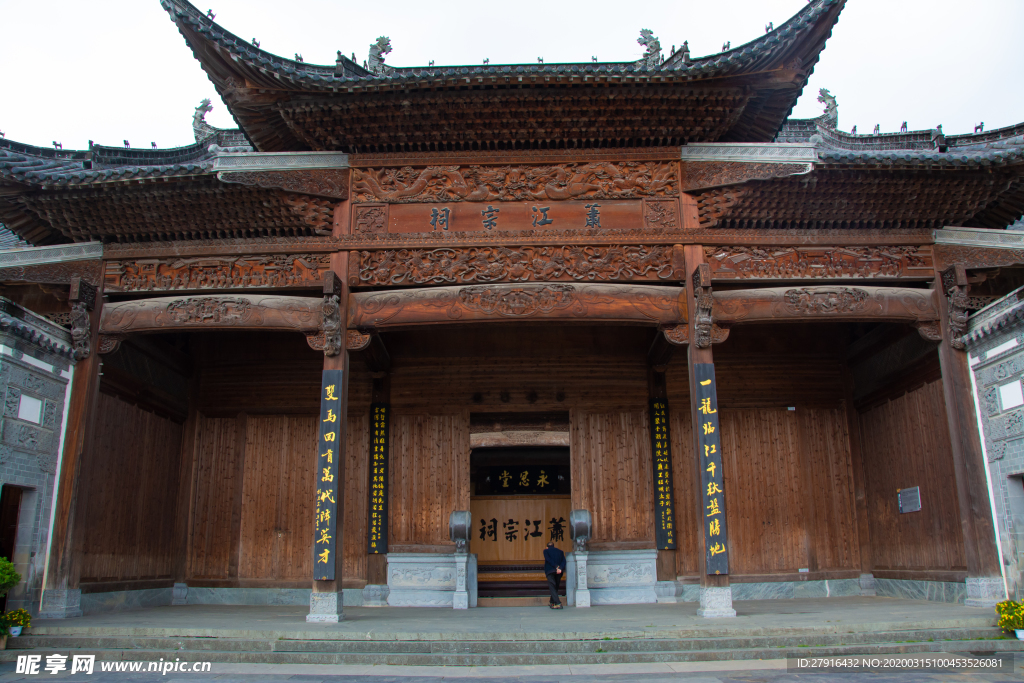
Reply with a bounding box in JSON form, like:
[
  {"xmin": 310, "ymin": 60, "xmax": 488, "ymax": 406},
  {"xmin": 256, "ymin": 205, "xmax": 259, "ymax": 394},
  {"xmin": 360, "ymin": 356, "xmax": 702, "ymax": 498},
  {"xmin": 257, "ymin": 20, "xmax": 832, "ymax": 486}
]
[
  {"xmin": 0, "ymin": 485, "xmax": 23, "ymax": 613},
  {"xmin": 471, "ymin": 446, "xmax": 570, "ymax": 601}
]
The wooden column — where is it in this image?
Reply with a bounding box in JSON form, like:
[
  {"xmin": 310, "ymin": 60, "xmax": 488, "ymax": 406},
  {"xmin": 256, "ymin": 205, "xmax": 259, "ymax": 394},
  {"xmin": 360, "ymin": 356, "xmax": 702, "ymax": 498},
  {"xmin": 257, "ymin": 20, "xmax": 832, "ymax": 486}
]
[
  {"xmin": 841, "ymin": 363, "xmax": 874, "ymax": 592},
  {"xmin": 308, "ymin": 252, "xmax": 351, "ymax": 621},
  {"xmin": 40, "ymin": 282, "xmax": 103, "ymax": 618},
  {"xmin": 933, "ymin": 273, "xmax": 1003, "ymax": 605},
  {"xmin": 682, "ymin": 241, "xmax": 735, "ymax": 617}
]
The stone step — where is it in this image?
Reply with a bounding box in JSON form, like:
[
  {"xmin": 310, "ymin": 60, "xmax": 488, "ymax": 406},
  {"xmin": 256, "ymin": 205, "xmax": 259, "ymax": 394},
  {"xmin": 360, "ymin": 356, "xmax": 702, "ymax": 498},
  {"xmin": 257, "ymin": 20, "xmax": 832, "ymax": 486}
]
[
  {"xmin": 7, "ymin": 627, "xmax": 1004, "ymax": 655},
  {"xmin": 1, "ymin": 635, "xmax": 1016, "ymax": 666}
]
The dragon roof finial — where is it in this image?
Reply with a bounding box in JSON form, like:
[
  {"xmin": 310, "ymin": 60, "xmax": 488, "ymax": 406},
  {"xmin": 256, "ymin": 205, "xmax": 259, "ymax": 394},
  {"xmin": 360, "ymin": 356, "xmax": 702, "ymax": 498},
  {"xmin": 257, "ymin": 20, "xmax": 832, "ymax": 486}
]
[
  {"xmin": 368, "ymin": 36, "xmax": 393, "ymax": 76},
  {"xmin": 637, "ymin": 29, "xmax": 663, "ymax": 70},
  {"xmin": 816, "ymin": 88, "xmax": 838, "ymax": 129},
  {"xmin": 193, "ymin": 98, "xmax": 217, "ymax": 142}
]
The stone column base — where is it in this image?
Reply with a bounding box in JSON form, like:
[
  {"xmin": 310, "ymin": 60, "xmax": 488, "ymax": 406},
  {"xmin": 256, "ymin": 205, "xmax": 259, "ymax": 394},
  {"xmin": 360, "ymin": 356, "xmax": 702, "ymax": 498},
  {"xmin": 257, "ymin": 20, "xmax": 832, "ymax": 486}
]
[
  {"xmin": 171, "ymin": 583, "xmax": 188, "ymax": 606},
  {"xmin": 306, "ymin": 591, "xmax": 343, "ymax": 622},
  {"xmin": 362, "ymin": 584, "xmax": 389, "ymax": 607},
  {"xmin": 576, "ymin": 588, "xmax": 591, "ymax": 608},
  {"xmin": 965, "ymin": 576, "xmax": 1005, "ymax": 608},
  {"xmin": 38, "ymin": 588, "xmax": 83, "ymax": 619},
  {"xmin": 696, "ymin": 585, "xmax": 736, "ymax": 618},
  {"xmin": 859, "ymin": 573, "xmax": 877, "ymax": 597}
]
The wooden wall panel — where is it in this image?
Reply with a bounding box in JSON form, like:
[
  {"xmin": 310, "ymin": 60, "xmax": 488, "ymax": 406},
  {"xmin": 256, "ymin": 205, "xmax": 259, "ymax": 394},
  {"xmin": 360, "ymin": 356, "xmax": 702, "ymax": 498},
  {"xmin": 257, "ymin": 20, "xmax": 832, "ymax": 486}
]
[
  {"xmin": 81, "ymin": 392, "xmax": 183, "ymax": 583},
  {"xmin": 187, "ymin": 416, "xmax": 241, "ymax": 579},
  {"xmin": 669, "ymin": 402, "xmax": 698, "ymax": 576},
  {"xmin": 343, "ymin": 411, "xmax": 370, "ymax": 582},
  {"xmin": 719, "ymin": 409, "xmax": 805, "ymax": 574},
  {"xmin": 389, "ymin": 413, "xmax": 470, "ymax": 548},
  {"xmin": 237, "ymin": 416, "xmax": 318, "ymax": 580},
  {"xmin": 859, "ymin": 379, "xmax": 966, "ymax": 571},
  {"xmin": 802, "ymin": 408, "xmax": 860, "ymax": 571},
  {"xmin": 571, "ymin": 410, "xmax": 655, "ymax": 546}
]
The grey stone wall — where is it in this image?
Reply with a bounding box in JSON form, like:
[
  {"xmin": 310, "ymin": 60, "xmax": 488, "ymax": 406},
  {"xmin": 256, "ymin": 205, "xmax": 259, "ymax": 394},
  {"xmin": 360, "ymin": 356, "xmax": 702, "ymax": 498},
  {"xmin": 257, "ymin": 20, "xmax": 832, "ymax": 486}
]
[
  {"xmin": 966, "ymin": 286, "xmax": 1024, "ymax": 600},
  {"xmin": 0, "ymin": 298, "xmax": 74, "ymax": 615}
]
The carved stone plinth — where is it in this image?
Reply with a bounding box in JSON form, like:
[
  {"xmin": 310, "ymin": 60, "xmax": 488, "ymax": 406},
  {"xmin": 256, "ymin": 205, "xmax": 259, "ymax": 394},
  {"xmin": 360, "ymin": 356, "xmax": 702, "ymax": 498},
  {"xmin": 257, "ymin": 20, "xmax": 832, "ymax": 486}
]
[
  {"xmin": 38, "ymin": 588, "xmax": 83, "ymax": 619},
  {"xmin": 386, "ymin": 553, "xmax": 477, "ymax": 607},
  {"xmin": 361, "ymin": 584, "xmax": 390, "ymax": 607},
  {"xmin": 859, "ymin": 573, "xmax": 877, "ymax": 597},
  {"xmin": 453, "ymin": 553, "xmax": 477, "ymax": 610},
  {"xmin": 697, "ymin": 586, "xmax": 736, "ymax": 618},
  {"xmin": 171, "ymin": 582, "xmax": 189, "ymax": 606},
  {"xmin": 964, "ymin": 576, "xmax": 1005, "ymax": 608},
  {"xmin": 567, "ymin": 550, "xmax": 656, "ymax": 605},
  {"xmin": 306, "ymin": 591, "xmax": 343, "ymax": 622}
]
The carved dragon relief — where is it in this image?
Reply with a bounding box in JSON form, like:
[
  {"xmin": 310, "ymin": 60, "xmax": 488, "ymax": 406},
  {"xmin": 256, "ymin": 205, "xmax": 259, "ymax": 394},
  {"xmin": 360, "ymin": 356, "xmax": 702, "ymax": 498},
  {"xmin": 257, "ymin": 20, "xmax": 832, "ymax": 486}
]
[
  {"xmin": 351, "ymin": 162, "xmax": 678, "ymax": 204},
  {"xmin": 940, "ymin": 265, "xmax": 992, "ymax": 350},
  {"xmin": 357, "ymin": 245, "xmax": 675, "ymax": 286},
  {"xmin": 348, "ymin": 283, "xmax": 686, "ymax": 330},
  {"xmin": 692, "ymin": 264, "xmax": 713, "ymax": 348},
  {"xmin": 69, "ymin": 302, "xmax": 91, "ymax": 361},
  {"xmin": 218, "ymin": 169, "xmax": 350, "ymax": 200}
]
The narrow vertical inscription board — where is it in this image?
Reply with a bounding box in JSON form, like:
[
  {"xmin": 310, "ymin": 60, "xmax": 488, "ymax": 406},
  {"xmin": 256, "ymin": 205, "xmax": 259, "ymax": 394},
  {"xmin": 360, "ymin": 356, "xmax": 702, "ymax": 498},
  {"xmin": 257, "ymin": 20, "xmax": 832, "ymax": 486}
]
[
  {"xmin": 649, "ymin": 399, "xmax": 677, "ymax": 550},
  {"xmin": 695, "ymin": 363, "xmax": 729, "ymax": 575},
  {"xmin": 314, "ymin": 370, "xmax": 343, "ymax": 581},
  {"xmin": 368, "ymin": 403, "xmax": 390, "ymax": 554}
]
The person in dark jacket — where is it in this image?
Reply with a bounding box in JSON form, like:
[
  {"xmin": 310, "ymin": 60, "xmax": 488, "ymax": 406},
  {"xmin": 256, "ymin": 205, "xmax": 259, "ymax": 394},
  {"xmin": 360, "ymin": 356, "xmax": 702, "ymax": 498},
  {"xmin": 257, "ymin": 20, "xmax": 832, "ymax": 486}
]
[{"xmin": 543, "ymin": 541, "xmax": 567, "ymax": 608}]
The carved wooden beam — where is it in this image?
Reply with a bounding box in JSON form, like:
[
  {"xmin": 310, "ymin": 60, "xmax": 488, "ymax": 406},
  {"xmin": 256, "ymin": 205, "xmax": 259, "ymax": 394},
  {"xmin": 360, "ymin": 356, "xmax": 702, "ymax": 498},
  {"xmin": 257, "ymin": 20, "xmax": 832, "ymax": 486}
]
[
  {"xmin": 704, "ymin": 245, "xmax": 934, "ymax": 281},
  {"xmin": 0, "ymin": 260, "xmax": 103, "ymax": 288},
  {"xmin": 103, "ymin": 254, "xmax": 333, "ymax": 293},
  {"xmin": 100, "ymin": 295, "xmax": 323, "ymax": 335},
  {"xmin": 681, "ymin": 160, "xmax": 812, "ymax": 192},
  {"xmin": 218, "ymin": 169, "xmax": 350, "ymax": 200},
  {"xmin": 661, "ymin": 323, "xmax": 730, "ymax": 346},
  {"xmin": 934, "ymin": 244, "xmax": 1024, "ymax": 270},
  {"xmin": 352, "ymin": 244, "xmax": 682, "ymax": 287},
  {"xmin": 713, "ymin": 286, "xmax": 939, "ymax": 325},
  {"xmin": 348, "ymin": 283, "xmax": 687, "ymax": 330}
]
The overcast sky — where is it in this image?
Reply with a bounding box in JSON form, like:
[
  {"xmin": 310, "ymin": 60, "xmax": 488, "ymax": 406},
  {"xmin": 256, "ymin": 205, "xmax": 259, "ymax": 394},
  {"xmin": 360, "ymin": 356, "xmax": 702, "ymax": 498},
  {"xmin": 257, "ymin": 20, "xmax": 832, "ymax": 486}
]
[{"xmin": 2, "ymin": 0, "xmax": 1022, "ymax": 150}]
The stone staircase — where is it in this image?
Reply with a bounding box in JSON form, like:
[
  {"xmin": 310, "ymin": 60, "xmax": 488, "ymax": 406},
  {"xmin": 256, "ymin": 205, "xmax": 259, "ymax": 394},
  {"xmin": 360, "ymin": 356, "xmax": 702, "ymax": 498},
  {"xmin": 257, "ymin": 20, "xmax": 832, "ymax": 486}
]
[{"xmin": 1, "ymin": 626, "xmax": 1018, "ymax": 666}]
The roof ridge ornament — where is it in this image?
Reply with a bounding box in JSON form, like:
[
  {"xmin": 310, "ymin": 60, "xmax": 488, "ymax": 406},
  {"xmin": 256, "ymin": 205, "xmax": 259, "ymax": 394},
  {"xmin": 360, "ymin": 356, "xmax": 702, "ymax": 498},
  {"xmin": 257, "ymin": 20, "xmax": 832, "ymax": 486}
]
[
  {"xmin": 816, "ymin": 88, "xmax": 838, "ymax": 129},
  {"xmin": 193, "ymin": 98, "xmax": 217, "ymax": 143},
  {"xmin": 637, "ymin": 29, "xmax": 663, "ymax": 69},
  {"xmin": 368, "ymin": 36, "xmax": 392, "ymax": 76}
]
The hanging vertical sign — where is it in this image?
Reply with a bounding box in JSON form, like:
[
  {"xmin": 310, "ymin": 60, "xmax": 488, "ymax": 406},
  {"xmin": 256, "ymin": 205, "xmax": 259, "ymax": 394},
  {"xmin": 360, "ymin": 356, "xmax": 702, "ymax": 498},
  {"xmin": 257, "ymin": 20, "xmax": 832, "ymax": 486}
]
[
  {"xmin": 368, "ymin": 403, "xmax": 390, "ymax": 554},
  {"xmin": 649, "ymin": 399, "xmax": 677, "ymax": 550},
  {"xmin": 695, "ymin": 363, "xmax": 729, "ymax": 575},
  {"xmin": 314, "ymin": 370, "xmax": 343, "ymax": 581}
]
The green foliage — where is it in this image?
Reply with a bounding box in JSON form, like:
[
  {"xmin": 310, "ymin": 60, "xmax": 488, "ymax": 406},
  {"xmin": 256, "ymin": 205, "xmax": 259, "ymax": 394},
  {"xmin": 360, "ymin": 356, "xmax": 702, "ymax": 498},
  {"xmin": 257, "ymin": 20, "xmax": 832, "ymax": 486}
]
[
  {"xmin": 0, "ymin": 558, "xmax": 20, "ymax": 598},
  {"xmin": 996, "ymin": 599, "xmax": 1024, "ymax": 632}
]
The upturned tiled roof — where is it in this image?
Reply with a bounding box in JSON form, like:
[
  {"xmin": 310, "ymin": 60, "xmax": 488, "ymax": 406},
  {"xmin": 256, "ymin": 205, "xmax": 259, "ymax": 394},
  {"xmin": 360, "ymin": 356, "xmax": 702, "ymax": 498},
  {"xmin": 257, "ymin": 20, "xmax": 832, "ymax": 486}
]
[{"xmin": 161, "ymin": 0, "xmax": 846, "ymax": 151}]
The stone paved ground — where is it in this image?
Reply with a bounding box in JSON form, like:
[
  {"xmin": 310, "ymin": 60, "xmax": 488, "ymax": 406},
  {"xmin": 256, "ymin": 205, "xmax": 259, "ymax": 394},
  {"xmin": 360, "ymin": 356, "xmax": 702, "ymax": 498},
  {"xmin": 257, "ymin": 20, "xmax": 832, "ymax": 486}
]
[{"xmin": 1, "ymin": 662, "xmax": 1024, "ymax": 682}]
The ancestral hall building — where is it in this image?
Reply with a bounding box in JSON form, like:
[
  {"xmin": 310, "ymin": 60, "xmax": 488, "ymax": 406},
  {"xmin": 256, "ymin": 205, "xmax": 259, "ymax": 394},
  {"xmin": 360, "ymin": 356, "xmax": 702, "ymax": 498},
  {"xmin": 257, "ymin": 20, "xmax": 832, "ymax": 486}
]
[{"xmin": 1, "ymin": 0, "xmax": 1023, "ymax": 619}]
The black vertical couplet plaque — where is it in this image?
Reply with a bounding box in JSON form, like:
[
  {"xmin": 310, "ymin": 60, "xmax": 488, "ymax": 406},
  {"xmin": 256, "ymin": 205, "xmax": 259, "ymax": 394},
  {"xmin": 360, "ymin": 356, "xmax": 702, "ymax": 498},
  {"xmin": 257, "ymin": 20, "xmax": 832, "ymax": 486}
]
[
  {"xmin": 314, "ymin": 370, "xmax": 343, "ymax": 581},
  {"xmin": 368, "ymin": 403, "xmax": 390, "ymax": 554},
  {"xmin": 695, "ymin": 363, "xmax": 729, "ymax": 575},
  {"xmin": 649, "ymin": 399, "xmax": 677, "ymax": 550}
]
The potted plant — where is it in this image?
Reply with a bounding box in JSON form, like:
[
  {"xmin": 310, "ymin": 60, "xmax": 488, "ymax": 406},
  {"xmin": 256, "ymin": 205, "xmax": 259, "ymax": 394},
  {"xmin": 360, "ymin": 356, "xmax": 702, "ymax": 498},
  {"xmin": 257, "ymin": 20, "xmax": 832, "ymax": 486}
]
[
  {"xmin": 0, "ymin": 558, "xmax": 21, "ymax": 650},
  {"xmin": 996, "ymin": 599, "xmax": 1024, "ymax": 639},
  {"xmin": 4, "ymin": 609, "xmax": 30, "ymax": 637}
]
